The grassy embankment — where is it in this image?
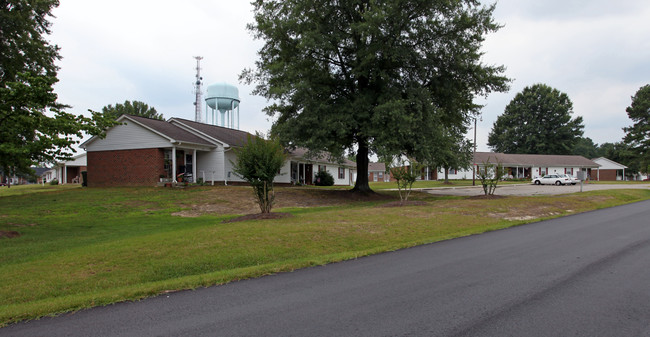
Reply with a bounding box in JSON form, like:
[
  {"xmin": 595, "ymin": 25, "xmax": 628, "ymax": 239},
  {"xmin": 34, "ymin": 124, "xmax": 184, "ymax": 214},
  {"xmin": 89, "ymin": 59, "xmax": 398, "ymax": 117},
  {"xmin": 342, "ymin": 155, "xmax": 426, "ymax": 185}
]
[{"xmin": 1, "ymin": 184, "xmax": 649, "ymax": 326}]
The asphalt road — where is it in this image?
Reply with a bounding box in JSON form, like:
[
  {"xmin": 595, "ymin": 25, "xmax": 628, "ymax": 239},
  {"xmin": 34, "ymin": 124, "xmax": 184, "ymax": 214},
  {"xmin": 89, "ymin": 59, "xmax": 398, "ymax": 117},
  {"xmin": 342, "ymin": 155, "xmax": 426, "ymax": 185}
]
[{"xmin": 3, "ymin": 201, "xmax": 650, "ymax": 336}]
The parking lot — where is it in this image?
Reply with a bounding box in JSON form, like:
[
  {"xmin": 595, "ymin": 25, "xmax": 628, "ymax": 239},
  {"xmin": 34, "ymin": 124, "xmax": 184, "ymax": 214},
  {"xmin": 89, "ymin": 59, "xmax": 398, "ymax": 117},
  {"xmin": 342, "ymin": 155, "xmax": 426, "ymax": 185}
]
[{"xmin": 422, "ymin": 183, "xmax": 650, "ymax": 197}]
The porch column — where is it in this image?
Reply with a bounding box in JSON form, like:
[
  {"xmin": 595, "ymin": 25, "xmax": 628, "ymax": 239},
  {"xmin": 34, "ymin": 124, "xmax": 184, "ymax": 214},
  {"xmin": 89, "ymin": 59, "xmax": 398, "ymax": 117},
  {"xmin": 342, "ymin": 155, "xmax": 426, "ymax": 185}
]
[
  {"xmin": 622, "ymin": 168, "xmax": 625, "ymax": 181},
  {"xmin": 302, "ymin": 163, "xmax": 305, "ymax": 184},
  {"xmin": 224, "ymin": 150, "xmax": 228, "ymax": 185},
  {"xmin": 172, "ymin": 146, "xmax": 177, "ymax": 182},
  {"xmin": 193, "ymin": 149, "xmax": 197, "ymax": 183},
  {"xmin": 63, "ymin": 164, "xmax": 67, "ymax": 184}
]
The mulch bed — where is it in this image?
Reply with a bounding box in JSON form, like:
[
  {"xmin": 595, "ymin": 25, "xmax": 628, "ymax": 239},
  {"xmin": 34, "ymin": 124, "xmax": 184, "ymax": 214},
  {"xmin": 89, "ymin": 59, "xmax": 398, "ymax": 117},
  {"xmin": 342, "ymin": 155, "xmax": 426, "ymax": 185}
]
[
  {"xmin": 0, "ymin": 230, "xmax": 21, "ymax": 239},
  {"xmin": 223, "ymin": 212, "xmax": 294, "ymax": 223},
  {"xmin": 379, "ymin": 200, "xmax": 429, "ymax": 207}
]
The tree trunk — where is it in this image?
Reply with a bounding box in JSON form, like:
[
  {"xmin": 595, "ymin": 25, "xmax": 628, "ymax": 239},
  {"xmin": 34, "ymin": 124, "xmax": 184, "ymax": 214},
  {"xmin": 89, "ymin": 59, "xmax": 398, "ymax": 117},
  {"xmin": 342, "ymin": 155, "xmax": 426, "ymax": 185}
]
[
  {"xmin": 352, "ymin": 138, "xmax": 373, "ymax": 193},
  {"xmin": 444, "ymin": 167, "xmax": 449, "ymax": 184}
]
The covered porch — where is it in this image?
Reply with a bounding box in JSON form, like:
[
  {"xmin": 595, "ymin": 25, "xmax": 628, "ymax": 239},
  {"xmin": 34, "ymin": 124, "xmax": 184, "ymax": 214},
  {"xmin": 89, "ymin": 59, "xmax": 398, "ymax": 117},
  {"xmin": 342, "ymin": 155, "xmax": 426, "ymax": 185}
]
[{"xmin": 290, "ymin": 161, "xmax": 314, "ymax": 185}]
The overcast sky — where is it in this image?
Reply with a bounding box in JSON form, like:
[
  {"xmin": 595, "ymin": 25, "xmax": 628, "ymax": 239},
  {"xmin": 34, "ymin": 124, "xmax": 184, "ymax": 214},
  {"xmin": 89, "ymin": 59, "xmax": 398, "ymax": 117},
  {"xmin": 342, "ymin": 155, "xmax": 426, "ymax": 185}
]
[{"xmin": 50, "ymin": 0, "xmax": 650, "ymax": 152}]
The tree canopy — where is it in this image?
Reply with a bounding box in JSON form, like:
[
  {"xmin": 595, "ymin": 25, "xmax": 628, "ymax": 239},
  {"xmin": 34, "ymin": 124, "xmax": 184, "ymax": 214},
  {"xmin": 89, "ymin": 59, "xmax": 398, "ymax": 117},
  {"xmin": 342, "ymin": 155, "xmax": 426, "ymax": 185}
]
[
  {"xmin": 428, "ymin": 125, "xmax": 473, "ymax": 183},
  {"xmin": 623, "ymin": 84, "xmax": 650, "ymax": 173},
  {"xmin": 243, "ymin": 0, "xmax": 509, "ymax": 192},
  {"xmin": 487, "ymin": 84, "xmax": 584, "ymax": 155},
  {"xmin": 101, "ymin": 100, "xmax": 163, "ymax": 121},
  {"xmin": 572, "ymin": 137, "xmax": 599, "ymax": 159},
  {"xmin": 0, "ymin": 0, "xmax": 114, "ymax": 179}
]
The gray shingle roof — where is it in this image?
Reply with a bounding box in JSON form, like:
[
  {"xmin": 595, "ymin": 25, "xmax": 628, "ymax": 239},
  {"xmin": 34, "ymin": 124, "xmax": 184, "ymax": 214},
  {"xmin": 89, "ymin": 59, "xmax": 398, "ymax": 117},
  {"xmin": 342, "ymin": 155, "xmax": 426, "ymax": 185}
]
[
  {"xmin": 474, "ymin": 152, "xmax": 599, "ymax": 168},
  {"xmin": 170, "ymin": 118, "xmax": 252, "ymax": 147},
  {"xmin": 125, "ymin": 115, "xmax": 214, "ymax": 146},
  {"xmin": 288, "ymin": 147, "xmax": 356, "ymax": 167},
  {"xmin": 368, "ymin": 162, "xmax": 386, "ymax": 172}
]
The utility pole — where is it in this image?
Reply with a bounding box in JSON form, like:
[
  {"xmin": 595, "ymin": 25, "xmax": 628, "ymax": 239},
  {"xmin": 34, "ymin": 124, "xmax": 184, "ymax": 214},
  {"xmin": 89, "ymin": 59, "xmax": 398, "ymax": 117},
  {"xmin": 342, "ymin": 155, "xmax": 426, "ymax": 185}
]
[
  {"xmin": 193, "ymin": 56, "xmax": 203, "ymax": 123},
  {"xmin": 472, "ymin": 116, "xmax": 477, "ymax": 186}
]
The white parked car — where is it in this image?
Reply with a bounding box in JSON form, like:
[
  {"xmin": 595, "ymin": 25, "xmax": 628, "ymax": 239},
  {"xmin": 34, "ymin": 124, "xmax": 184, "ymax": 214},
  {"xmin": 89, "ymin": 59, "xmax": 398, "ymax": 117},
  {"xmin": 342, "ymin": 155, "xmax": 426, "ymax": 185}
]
[
  {"xmin": 560, "ymin": 174, "xmax": 579, "ymax": 185},
  {"xmin": 532, "ymin": 174, "xmax": 571, "ymax": 185}
]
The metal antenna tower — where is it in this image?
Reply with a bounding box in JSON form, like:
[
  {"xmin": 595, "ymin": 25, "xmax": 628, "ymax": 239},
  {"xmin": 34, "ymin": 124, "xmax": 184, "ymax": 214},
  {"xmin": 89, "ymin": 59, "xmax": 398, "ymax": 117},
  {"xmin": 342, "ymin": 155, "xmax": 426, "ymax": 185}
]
[{"xmin": 193, "ymin": 56, "xmax": 204, "ymax": 123}]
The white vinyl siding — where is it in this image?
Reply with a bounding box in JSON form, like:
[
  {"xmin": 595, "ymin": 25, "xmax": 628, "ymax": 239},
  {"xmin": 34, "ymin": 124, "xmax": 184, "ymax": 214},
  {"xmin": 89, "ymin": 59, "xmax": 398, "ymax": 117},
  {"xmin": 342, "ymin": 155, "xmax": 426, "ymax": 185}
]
[
  {"xmin": 274, "ymin": 161, "xmax": 293, "ymax": 184},
  {"xmin": 326, "ymin": 165, "xmax": 350, "ymax": 185},
  {"xmin": 84, "ymin": 122, "xmax": 171, "ymax": 152},
  {"xmin": 196, "ymin": 148, "xmax": 225, "ymax": 182},
  {"xmin": 224, "ymin": 150, "xmax": 246, "ymax": 183}
]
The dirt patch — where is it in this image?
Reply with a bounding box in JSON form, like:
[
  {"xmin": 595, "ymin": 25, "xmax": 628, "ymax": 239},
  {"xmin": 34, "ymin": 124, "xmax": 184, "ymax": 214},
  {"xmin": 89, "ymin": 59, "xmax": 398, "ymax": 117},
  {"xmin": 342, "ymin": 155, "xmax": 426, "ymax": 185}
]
[
  {"xmin": 468, "ymin": 195, "xmax": 507, "ymax": 200},
  {"xmin": 0, "ymin": 230, "xmax": 21, "ymax": 239},
  {"xmin": 379, "ymin": 200, "xmax": 429, "ymax": 207},
  {"xmin": 223, "ymin": 212, "xmax": 294, "ymax": 223},
  {"xmin": 172, "ymin": 187, "xmax": 396, "ymax": 217}
]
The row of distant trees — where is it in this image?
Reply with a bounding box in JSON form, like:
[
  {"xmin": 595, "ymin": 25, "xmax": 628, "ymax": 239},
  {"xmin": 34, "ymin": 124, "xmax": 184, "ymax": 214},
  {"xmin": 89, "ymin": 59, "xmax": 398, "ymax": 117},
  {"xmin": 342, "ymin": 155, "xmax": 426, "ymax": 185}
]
[{"xmin": 487, "ymin": 83, "xmax": 650, "ymax": 177}]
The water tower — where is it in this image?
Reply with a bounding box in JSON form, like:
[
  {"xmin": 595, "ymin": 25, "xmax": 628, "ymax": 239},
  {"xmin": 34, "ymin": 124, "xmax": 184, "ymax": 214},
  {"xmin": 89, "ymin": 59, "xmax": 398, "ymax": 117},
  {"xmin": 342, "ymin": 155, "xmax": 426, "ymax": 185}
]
[{"xmin": 205, "ymin": 82, "xmax": 240, "ymax": 129}]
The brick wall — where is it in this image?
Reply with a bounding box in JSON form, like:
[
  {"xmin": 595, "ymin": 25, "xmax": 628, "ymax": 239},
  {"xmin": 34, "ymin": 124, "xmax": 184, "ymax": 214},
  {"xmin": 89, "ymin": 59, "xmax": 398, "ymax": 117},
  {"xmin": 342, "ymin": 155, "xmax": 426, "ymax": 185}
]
[
  {"xmin": 596, "ymin": 169, "xmax": 618, "ymax": 181},
  {"xmin": 87, "ymin": 149, "xmax": 166, "ymax": 187}
]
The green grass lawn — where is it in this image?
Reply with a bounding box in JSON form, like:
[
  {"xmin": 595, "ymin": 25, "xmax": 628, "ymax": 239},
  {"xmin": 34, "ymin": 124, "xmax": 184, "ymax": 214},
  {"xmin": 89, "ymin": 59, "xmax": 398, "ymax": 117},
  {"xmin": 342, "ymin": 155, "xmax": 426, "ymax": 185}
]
[
  {"xmin": 0, "ymin": 184, "xmax": 81, "ymax": 197},
  {"xmin": 587, "ymin": 180, "xmax": 650, "ymax": 184},
  {"xmin": 1, "ymin": 186, "xmax": 649, "ymax": 326}
]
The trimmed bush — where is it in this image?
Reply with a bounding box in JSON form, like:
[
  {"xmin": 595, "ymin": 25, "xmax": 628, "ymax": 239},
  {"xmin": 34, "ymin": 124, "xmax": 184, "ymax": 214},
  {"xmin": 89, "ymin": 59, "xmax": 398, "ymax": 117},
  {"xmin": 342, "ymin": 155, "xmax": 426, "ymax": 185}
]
[{"xmin": 314, "ymin": 170, "xmax": 334, "ymax": 186}]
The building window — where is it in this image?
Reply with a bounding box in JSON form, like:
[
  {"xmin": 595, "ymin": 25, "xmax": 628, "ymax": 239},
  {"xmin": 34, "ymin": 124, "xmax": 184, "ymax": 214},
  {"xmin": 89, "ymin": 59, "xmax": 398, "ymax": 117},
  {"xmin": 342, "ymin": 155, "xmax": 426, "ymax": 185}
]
[
  {"xmin": 319, "ymin": 165, "xmax": 326, "ymax": 172},
  {"xmin": 338, "ymin": 167, "xmax": 345, "ymax": 179},
  {"xmin": 565, "ymin": 168, "xmax": 573, "ymax": 175},
  {"xmin": 449, "ymin": 168, "xmax": 457, "ymax": 175},
  {"xmin": 164, "ymin": 149, "xmax": 172, "ymax": 178},
  {"xmin": 378, "ymin": 172, "xmax": 384, "ymax": 180}
]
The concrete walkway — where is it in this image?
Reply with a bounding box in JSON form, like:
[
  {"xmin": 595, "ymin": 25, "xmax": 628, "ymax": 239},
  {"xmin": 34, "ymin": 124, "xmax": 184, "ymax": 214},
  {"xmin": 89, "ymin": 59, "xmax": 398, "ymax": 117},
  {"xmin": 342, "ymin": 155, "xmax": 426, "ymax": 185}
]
[{"xmin": 421, "ymin": 183, "xmax": 650, "ymax": 197}]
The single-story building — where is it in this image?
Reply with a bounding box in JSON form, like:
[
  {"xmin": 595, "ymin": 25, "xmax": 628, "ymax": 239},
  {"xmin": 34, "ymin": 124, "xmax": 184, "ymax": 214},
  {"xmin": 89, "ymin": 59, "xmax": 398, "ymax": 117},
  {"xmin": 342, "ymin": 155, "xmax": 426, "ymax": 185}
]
[
  {"xmin": 368, "ymin": 162, "xmax": 391, "ymax": 182},
  {"xmin": 43, "ymin": 153, "xmax": 87, "ymax": 184},
  {"xmin": 441, "ymin": 152, "xmax": 600, "ymax": 180},
  {"xmin": 81, "ymin": 115, "xmax": 355, "ymax": 187},
  {"xmin": 590, "ymin": 157, "xmax": 627, "ymax": 181},
  {"xmin": 286, "ymin": 148, "xmax": 356, "ymax": 186}
]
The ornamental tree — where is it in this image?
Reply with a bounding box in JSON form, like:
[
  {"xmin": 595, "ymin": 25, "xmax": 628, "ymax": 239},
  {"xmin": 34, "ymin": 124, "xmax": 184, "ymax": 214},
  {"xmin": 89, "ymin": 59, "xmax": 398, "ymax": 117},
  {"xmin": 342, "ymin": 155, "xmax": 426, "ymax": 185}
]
[
  {"xmin": 488, "ymin": 84, "xmax": 584, "ymax": 155},
  {"xmin": 231, "ymin": 133, "xmax": 287, "ymax": 213},
  {"xmin": 243, "ymin": 0, "xmax": 509, "ymax": 193}
]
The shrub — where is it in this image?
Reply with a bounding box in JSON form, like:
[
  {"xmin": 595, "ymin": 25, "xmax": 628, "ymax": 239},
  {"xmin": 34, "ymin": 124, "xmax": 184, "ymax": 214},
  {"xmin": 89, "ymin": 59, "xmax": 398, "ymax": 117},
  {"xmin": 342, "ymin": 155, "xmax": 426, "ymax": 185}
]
[
  {"xmin": 231, "ymin": 133, "xmax": 287, "ymax": 213},
  {"xmin": 49, "ymin": 179, "xmax": 58, "ymax": 185},
  {"xmin": 390, "ymin": 160, "xmax": 423, "ymax": 203},
  {"xmin": 314, "ymin": 170, "xmax": 334, "ymax": 186},
  {"xmin": 478, "ymin": 160, "xmax": 504, "ymax": 195}
]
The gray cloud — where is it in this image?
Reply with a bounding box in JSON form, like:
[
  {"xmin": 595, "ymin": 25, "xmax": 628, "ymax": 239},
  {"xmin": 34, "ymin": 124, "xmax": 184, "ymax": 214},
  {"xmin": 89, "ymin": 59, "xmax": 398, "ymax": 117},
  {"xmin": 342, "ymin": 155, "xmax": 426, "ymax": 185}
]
[{"xmin": 49, "ymin": 0, "xmax": 649, "ymax": 152}]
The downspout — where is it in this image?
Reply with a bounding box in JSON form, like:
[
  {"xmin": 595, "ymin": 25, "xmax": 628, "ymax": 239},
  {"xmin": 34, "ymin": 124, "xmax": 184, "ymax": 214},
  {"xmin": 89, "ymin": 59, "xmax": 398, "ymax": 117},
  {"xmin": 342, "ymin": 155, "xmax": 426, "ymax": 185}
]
[
  {"xmin": 193, "ymin": 149, "xmax": 197, "ymax": 183},
  {"xmin": 172, "ymin": 146, "xmax": 177, "ymax": 184},
  {"xmin": 224, "ymin": 147, "xmax": 232, "ymax": 185}
]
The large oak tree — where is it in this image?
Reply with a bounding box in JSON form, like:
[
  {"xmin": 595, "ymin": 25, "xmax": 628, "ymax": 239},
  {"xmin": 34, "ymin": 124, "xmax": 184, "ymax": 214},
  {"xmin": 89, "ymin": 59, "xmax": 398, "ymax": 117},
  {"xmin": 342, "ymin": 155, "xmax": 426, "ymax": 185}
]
[
  {"xmin": 488, "ymin": 84, "xmax": 584, "ymax": 155},
  {"xmin": 243, "ymin": 0, "xmax": 509, "ymax": 192},
  {"xmin": 0, "ymin": 0, "xmax": 114, "ymax": 182}
]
